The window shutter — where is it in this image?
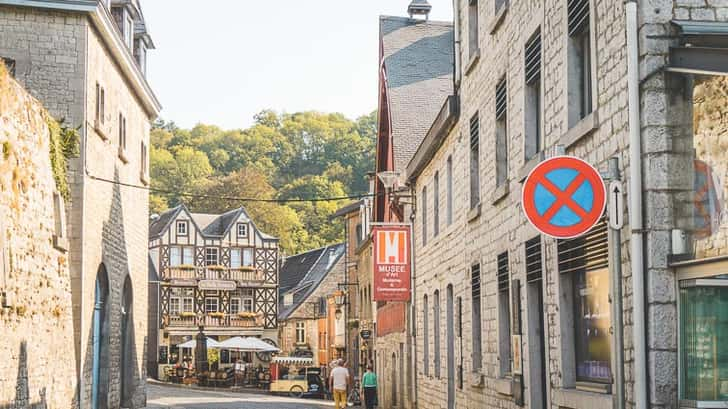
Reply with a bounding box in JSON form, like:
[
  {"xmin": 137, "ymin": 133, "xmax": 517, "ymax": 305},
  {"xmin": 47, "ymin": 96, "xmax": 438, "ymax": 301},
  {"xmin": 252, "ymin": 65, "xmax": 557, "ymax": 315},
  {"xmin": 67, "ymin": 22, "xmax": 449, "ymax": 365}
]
[
  {"xmin": 471, "ymin": 263, "xmax": 481, "ymax": 298},
  {"xmin": 525, "ymin": 237, "xmax": 543, "ymax": 283},
  {"xmin": 525, "ymin": 30, "xmax": 542, "ymax": 86},
  {"xmin": 469, "ymin": 114, "xmax": 479, "ymax": 150},
  {"xmin": 495, "ymin": 78, "xmax": 507, "ymax": 120},
  {"xmin": 557, "ymin": 218, "xmax": 608, "ymax": 274},
  {"xmin": 497, "ymin": 252, "xmax": 509, "ymax": 292},
  {"xmin": 567, "ymin": 0, "xmax": 590, "ymax": 36}
]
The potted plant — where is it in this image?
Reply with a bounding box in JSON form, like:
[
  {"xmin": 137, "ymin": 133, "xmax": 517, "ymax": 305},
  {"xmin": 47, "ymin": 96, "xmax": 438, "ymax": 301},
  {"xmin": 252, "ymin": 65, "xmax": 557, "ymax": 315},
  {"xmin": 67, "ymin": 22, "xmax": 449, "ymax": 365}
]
[
  {"xmin": 237, "ymin": 311, "xmax": 257, "ymax": 318},
  {"xmin": 180, "ymin": 311, "xmax": 196, "ymax": 318},
  {"xmin": 208, "ymin": 311, "xmax": 225, "ymax": 318},
  {"xmin": 177, "ymin": 264, "xmax": 196, "ymax": 270},
  {"xmin": 207, "ymin": 265, "xmax": 226, "ymax": 271}
]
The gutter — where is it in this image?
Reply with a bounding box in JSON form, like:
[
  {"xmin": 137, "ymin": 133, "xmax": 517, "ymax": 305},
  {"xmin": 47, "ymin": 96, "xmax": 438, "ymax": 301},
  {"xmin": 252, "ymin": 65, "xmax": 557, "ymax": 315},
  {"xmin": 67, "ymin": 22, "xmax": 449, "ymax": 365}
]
[{"xmin": 626, "ymin": 2, "xmax": 647, "ymax": 408}]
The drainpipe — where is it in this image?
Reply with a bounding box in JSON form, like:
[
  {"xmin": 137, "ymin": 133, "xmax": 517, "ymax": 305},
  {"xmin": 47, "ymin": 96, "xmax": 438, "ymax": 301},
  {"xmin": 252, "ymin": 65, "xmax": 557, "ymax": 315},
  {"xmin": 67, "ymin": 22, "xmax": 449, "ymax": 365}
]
[
  {"xmin": 626, "ymin": 2, "xmax": 647, "ymax": 408},
  {"xmin": 409, "ymin": 184, "xmax": 418, "ymax": 409}
]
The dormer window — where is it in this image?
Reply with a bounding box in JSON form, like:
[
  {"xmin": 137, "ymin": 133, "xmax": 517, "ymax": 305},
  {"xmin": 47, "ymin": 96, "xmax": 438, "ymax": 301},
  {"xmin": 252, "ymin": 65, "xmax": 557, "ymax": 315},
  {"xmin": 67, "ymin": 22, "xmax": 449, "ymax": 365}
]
[
  {"xmin": 124, "ymin": 14, "xmax": 134, "ymax": 49},
  {"xmin": 237, "ymin": 223, "xmax": 248, "ymax": 238},
  {"xmin": 176, "ymin": 221, "xmax": 188, "ymax": 236},
  {"xmin": 111, "ymin": 6, "xmax": 135, "ymax": 50}
]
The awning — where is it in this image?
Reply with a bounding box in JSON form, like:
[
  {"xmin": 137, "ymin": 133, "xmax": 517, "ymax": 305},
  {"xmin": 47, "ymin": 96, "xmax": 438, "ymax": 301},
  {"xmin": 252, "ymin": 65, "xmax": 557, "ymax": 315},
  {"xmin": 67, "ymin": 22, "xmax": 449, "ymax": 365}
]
[
  {"xmin": 177, "ymin": 337, "xmax": 222, "ymax": 349},
  {"xmin": 668, "ymin": 20, "xmax": 728, "ymax": 76},
  {"xmin": 272, "ymin": 356, "xmax": 314, "ymax": 365},
  {"xmin": 217, "ymin": 336, "xmax": 280, "ymax": 352}
]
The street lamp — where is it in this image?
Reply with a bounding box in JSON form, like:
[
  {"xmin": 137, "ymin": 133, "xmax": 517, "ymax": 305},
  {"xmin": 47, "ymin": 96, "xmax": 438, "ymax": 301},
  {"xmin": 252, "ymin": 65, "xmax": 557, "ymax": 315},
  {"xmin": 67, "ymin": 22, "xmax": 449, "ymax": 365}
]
[{"xmin": 377, "ymin": 171, "xmax": 400, "ymax": 191}]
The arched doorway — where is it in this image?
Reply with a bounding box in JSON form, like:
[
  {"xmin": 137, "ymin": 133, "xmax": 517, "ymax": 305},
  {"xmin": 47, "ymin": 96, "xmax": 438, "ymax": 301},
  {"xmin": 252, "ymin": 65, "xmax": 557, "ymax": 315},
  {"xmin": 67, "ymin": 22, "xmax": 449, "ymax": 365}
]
[
  {"xmin": 120, "ymin": 275, "xmax": 134, "ymax": 407},
  {"xmin": 92, "ymin": 264, "xmax": 110, "ymax": 409}
]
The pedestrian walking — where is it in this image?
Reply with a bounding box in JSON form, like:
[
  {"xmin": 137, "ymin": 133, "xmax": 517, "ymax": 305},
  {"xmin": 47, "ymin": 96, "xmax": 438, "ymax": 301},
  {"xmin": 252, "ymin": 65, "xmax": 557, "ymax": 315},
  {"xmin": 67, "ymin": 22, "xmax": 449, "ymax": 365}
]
[
  {"xmin": 329, "ymin": 360, "xmax": 350, "ymax": 409},
  {"xmin": 361, "ymin": 365, "xmax": 378, "ymax": 409}
]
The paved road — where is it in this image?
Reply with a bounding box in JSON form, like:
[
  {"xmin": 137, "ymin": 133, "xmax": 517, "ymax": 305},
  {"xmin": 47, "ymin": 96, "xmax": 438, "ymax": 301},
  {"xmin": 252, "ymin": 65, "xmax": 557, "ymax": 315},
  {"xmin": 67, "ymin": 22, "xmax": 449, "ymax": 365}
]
[{"xmin": 146, "ymin": 383, "xmax": 334, "ymax": 409}]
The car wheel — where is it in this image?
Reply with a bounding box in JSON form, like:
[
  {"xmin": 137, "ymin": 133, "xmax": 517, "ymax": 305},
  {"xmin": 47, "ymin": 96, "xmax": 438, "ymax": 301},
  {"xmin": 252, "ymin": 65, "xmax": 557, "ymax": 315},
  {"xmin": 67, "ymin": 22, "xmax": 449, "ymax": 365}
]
[{"xmin": 289, "ymin": 385, "xmax": 304, "ymax": 398}]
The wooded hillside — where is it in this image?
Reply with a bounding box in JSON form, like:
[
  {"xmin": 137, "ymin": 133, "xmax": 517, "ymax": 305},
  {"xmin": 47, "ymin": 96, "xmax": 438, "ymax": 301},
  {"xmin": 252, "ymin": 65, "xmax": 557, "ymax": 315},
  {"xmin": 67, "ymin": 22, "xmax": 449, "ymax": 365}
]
[{"xmin": 150, "ymin": 110, "xmax": 376, "ymax": 254}]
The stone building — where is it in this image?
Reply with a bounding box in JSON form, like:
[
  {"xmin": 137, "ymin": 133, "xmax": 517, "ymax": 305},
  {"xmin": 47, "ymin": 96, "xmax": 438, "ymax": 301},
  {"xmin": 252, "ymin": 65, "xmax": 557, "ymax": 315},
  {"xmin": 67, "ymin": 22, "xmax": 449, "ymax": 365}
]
[
  {"xmin": 404, "ymin": 1, "xmax": 728, "ymax": 409},
  {"xmin": 278, "ymin": 243, "xmax": 345, "ymax": 366},
  {"xmin": 148, "ymin": 205, "xmax": 280, "ymax": 377},
  {"xmin": 371, "ymin": 3, "xmax": 454, "ymax": 408},
  {"xmin": 0, "ymin": 1, "xmax": 160, "ymax": 408},
  {"xmin": 0, "ymin": 65, "xmax": 76, "ymax": 409}
]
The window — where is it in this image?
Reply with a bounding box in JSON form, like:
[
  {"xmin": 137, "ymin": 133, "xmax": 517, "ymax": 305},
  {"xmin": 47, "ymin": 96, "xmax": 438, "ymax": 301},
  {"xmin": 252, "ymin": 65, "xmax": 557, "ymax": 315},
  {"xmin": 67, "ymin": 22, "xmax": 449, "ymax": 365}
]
[
  {"xmin": 497, "ymin": 252, "xmax": 511, "ymax": 375},
  {"xmin": 422, "ymin": 185, "xmax": 428, "ymax": 246},
  {"xmin": 296, "ymin": 322, "xmax": 306, "ymax": 344},
  {"xmin": 495, "ymin": 77, "xmax": 508, "ymax": 187},
  {"xmin": 182, "ymin": 247, "xmax": 193, "ymax": 265},
  {"xmin": 423, "ymin": 295, "xmax": 429, "ymax": 376},
  {"xmin": 176, "ymin": 221, "xmax": 188, "ymax": 236},
  {"xmin": 243, "ymin": 297, "xmax": 254, "ymax": 313},
  {"xmin": 468, "ymin": 0, "xmax": 479, "ymax": 58},
  {"xmin": 434, "ymin": 290, "xmax": 441, "ymax": 378},
  {"xmin": 205, "ymin": 297, "xmax": 218, "ymax": 313},
  {"xmin": 95, "ymin": 83, "xmax": 105, "ymax": 125},
  {"xmin": 237, "ymin": 223, "xmax": 248, "ymax": 238},
  {"xmin": 567, "ymin": 0, "xmax": 593, "ymax": 126},
  {"xmin": 457, "ymin": 296, "xmax": 464, "ymax": 389},
  {"xmin": 243, "ymin": 248, "xmax": 254, "ymax": 267},
  {"xmin": 118, "ymin": 113, "xmax": 127, "ymax": 151},
  {"xmin": 230, "ymin": 298, "xmax": 241, "ymax": 315},
  {"xmin": 524, "ymin": 29, "xmax": 542, "ymax": 160},
  {"xmin": 205, "ymin": 247, "xmax": 219, "ymax": 266},
  {"xmin": 558, "ymin": 220, "xmax": 611, "ymax": 384},
  {"xmin": 141, "ymin": 141, "xmax": 148, "ymax": 182},
  {"xmin": 471, "ymin": 263, "xmax": 483, "ymax": 371},
  {"xmin": 433, "ymin": 172, "xmax": 440, "ymax": 237},
  {"xmin": 230, "ymin": 249, "xmax": 242, "ymax": 268},
  {"xmin": 469, "ymin": 113, "xmax": 480, "ymax": 208},
  {"xmin": 446, "ymin": 156, "xmax": 453, "ymax": 226},
  {"xmin": 125, "ymin": 14, "xmax": 134, "ymax": 49},
  {"xmin": 169, "ymin": 246, "xmax": 181, "ymax": 267},
  {"xmin": 182, "ymin": 296, "xmax": 193, "ymax": 313},
  {"xmin": 170, "ymin": 298, "xmax": 180, "ymax": 316}
]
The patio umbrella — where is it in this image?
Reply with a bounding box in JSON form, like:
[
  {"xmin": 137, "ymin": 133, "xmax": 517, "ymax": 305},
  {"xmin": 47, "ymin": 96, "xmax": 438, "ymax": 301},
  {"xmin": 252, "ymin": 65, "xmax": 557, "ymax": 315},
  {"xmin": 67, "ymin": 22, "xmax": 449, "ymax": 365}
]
[
  {"xmin": 218, "ymin": 336, "xmax": 280, "ymax": 352},
  {"xmin": 176, "ymin": 337, "xmax": 222, "ymax": 349}
]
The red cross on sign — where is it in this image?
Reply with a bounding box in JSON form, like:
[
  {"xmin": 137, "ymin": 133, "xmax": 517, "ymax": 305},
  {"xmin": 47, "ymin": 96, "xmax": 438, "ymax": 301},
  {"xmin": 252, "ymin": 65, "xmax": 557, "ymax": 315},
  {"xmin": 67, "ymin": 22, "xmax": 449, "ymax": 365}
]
[{"xmin": 522, "ymin": 156, "xmax": 606, "ymax": 239}]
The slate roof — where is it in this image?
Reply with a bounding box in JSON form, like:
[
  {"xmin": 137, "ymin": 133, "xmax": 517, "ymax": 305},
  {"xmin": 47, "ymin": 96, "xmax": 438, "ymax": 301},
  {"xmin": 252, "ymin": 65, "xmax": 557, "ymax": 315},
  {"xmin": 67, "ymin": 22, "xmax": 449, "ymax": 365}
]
[
  {"xmin": 149, "ymin": 205, "xmax": 182, "ymax": 238},
  {"xmin": 380, "ymin": 16, "xmax": 454, "ymax": 173},
  {"xmin": 278, "ymin": 243, "xmax": 346, "ymax": 320},
  {"xmin": 278, "ymin": 247, "xmax": 327, "ymax": 295},
  {"xmin": 149, "ymin": 204, "xmax": 275, "ymax": 240}
]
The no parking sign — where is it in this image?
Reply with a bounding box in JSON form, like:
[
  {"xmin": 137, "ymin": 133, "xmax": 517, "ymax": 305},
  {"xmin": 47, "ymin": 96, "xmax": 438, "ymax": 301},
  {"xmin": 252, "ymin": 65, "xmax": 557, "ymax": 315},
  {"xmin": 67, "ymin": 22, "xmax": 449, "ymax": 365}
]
[{"xmin": 522, "ymin": 156, "xmax": 606, "ymax": 239}]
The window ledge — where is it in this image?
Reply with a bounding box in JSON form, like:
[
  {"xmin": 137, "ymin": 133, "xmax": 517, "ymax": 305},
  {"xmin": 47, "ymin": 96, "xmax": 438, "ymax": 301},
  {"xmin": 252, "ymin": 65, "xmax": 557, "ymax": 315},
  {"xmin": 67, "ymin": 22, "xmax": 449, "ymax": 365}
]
[
  {"xmin": 465, "ymin": 49, "xmax": 480, "ymax": 76},
  {"xmin": 487, "ymin": 3, "xmax": 509, "ymax": 35},
  {"xmin": 553, "ymin": 387, "xmax": 613, "ymax": 409},
  {"xmin": 93, "ymin": 120, "xmax": 109, "ymax": 141},
  {"xmin": 518, "ymin": 151, "xmax": 545, "ymax": 182},
  {"xmin": 467, "ymin": 203, "xmax": 481, "ymax": 223},
  {"xmin": 469, "ymin": 371, "xmax": 485, "ymax": 388},
  {"xmin": 118, "ymin": 146, "xmax": 129, "ymax": 164},
  {"xmin": 491, "ymin": 183, "xmax": 509, "ymax": 204},
  {"xmin": 494, "ymin": 377, "xmax": 513, "ymax": 396},
  {"xmin": 53, "ymin": 235, "xmax": 68, "ymax": 252},
  {"xmin": 560, "ymin": 110, "xmax": 599, "ymax": 148}
]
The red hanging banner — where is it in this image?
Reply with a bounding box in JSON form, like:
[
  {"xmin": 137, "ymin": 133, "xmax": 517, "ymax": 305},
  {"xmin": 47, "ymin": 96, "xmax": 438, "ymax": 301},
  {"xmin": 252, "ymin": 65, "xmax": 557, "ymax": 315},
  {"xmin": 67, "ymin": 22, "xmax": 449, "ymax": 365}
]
[{"xmin": 372, "ymin": 225, "xmax": 411, "ymax": 302}]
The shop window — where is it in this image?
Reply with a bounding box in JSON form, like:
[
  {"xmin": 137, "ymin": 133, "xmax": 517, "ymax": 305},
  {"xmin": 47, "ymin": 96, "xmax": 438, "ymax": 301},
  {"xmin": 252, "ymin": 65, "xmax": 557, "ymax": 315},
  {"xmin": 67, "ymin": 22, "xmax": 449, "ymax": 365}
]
[
  {"xmin": 471, "ymin": 263, "xmax": 483, "ymax": 372},
  {"xmin": 558, "ymin": 219, "xmax": 611, "ymax": 387},
  {"xmin": 497, "ymin": 252, "xmax": 511, "ymax": 375},
  {"xmin": 158, "ymin": 346, "xmax": 168, "ymax": 364},
  {"xmin": 495, "ymin": 77, "xmax": 508, "ymax": 187},
  {"xmin": 567, "ymin": 0, "xmax": 593, "ymax": 127},
  {"xmin": 524, "ymin": 29, "xmax": 542, "ymax": 160},
  {"xmin": 469, "ymin": 113, "xmax": 480, "ymax": 208},
  {"xmin": 679, "ymin": 274, "xmax": 728, "ymax": 403}
]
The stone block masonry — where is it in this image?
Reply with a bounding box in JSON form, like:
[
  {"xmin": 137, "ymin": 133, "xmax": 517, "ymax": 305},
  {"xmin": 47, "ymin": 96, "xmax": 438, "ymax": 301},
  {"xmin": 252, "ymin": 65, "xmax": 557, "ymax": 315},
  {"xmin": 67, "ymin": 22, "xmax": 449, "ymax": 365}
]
[{"xmin": 0, "ymin": 65, "xmax": 76, "ymax": 408}]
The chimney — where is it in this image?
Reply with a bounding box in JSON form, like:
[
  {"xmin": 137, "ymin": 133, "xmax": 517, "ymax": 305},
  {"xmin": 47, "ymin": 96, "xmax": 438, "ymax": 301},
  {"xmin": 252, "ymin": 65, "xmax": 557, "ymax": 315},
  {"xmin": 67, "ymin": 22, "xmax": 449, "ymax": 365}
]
[{"xmin": 408, "ymin": 0, "xmax": 432, "ymax": 20}]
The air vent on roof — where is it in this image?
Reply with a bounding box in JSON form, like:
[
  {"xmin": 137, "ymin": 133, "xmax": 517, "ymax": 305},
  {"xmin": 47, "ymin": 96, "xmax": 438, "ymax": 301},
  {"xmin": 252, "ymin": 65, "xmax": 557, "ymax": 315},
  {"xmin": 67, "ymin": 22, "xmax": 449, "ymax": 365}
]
[
  {"xmin": 567, "ymin": 0, "xmax": 590, "ymax": 36},
  {"xmin": 497, "ymin": 252, "xmax": 509, "ymax": 292},
  {"xmin": 525, "ymin": 30, "xmax": 542, "ymax": 86},
  {"xmin": 495, "ymin": 78, "xmax": 507, "ymax": 120},
  {"xmin": 408, "ymin": 0, "xmax": 432, "ymax": 19}
]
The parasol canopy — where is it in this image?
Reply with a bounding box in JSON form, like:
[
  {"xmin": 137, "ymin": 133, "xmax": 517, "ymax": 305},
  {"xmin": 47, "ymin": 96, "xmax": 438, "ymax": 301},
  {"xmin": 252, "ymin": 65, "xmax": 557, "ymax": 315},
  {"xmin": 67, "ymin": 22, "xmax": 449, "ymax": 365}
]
[
  {"xmin": 218, "ymin": 336, "xmax": 280, "ymax": 352},
  {"xmin": 177, "ymin": 337, "xmax": 222, "ymax": 349}
]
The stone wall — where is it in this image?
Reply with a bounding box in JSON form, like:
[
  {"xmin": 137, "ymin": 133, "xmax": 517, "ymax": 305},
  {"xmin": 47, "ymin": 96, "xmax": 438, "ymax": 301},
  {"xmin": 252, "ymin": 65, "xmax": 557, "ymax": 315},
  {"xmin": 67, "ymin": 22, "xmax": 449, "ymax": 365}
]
[{"xmin": 0, "ymin": 65, "xmax": 76, "ymax": 408}]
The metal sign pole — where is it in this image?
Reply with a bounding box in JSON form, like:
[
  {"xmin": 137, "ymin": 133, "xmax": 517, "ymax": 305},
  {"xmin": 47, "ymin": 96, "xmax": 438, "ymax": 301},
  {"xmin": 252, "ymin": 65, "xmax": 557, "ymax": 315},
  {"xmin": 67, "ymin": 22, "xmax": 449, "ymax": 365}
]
[{"xmin": 608, "ymin": 156, "xmax": 625, "ymax": 409}]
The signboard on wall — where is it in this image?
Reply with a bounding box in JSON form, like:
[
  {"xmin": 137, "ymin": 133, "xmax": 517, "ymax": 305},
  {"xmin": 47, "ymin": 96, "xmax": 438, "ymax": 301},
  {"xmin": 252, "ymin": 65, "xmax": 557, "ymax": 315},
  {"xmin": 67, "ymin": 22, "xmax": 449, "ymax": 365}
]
[{"xmin": 372, "ymin": 225, "xmax": 411, "ymax": 302}]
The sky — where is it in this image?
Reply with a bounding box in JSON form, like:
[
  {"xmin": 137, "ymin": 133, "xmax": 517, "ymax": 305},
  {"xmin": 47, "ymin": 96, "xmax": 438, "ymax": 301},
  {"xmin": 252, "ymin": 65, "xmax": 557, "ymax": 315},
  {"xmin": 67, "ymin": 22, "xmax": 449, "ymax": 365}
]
[{"xmin": 143, "ymin": 1, "xmax": 454, "ymax": 129}]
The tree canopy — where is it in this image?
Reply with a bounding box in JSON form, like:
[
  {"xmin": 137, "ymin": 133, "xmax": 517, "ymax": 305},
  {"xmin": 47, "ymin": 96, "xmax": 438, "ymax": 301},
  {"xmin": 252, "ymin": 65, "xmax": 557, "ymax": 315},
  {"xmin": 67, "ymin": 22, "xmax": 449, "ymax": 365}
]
[{"xmin": 150, "ymin": 110, "xmax": 376, "ymax": 255}]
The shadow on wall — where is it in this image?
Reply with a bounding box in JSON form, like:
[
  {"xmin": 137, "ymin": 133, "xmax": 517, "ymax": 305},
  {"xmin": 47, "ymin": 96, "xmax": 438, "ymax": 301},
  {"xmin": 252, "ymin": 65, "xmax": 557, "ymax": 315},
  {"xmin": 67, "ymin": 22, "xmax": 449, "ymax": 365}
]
[
  {"xmin": 0, "ymin": 342, "xmax": 48, "ymax": 409},
  {"xmin": 80, "ymin": 170, "xmax": 145, "ymax": 409}
]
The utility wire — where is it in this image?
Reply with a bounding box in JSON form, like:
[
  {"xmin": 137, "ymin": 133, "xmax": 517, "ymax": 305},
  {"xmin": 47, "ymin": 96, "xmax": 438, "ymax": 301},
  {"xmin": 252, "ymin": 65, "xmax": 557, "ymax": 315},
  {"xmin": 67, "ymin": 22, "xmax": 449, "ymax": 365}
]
[{"xmin": 87, "ymin": 173, "xmax": 377, "ymax": 203}]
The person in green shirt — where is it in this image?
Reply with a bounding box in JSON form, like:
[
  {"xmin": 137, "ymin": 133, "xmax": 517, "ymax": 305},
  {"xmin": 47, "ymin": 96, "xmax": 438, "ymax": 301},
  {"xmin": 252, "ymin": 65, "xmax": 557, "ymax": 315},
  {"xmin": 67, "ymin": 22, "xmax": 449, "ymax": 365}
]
[{"xmin": 361, "ymin": 365, "xmax": 378, "ymax": 408}]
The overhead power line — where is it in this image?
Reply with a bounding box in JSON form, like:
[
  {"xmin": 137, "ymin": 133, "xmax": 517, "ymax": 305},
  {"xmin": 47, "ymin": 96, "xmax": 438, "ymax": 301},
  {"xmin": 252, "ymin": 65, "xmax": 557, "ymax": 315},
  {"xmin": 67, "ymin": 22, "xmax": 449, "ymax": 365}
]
[{"xmin": 86, "ymin": 173, "xmax": 376, "ymax": 203}]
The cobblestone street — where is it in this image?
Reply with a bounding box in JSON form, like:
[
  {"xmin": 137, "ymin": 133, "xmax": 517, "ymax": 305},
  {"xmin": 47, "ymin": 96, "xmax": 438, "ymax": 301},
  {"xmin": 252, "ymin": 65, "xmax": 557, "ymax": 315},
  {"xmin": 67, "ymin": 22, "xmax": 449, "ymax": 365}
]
[{"xmin": 146, "ymin": 384, "xmax": 333, "ymax": 409}]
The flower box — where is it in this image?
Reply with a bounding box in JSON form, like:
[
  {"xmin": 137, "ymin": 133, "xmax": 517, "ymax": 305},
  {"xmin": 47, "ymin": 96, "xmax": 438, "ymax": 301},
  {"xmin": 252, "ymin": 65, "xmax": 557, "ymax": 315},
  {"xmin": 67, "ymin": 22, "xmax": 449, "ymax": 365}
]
[
  {"xmin": 208, "ymin": 312, "xmax": 225, "ymax": 318},
  {"xmin": 237, "ymin": 312, "xmax": 257, "ymax": 318},
  {"xmin": 180, "ymin": 312, "xmax": 196, "ymax": 318},
  {"xmin": 177, "ymin": 265, "xmax": 196, "ymax": 270},
  {"xmin": 207, "ymin": 265, "xmax": 226, "ymax": 271}
]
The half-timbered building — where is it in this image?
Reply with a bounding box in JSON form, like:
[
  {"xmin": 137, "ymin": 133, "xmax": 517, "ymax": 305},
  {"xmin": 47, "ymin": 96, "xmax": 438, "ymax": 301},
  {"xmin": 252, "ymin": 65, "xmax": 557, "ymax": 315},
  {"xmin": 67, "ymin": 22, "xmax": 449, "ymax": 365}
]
[{"xmin": 148, "ymin": 204, "xmax": 279, "ymax": 378}]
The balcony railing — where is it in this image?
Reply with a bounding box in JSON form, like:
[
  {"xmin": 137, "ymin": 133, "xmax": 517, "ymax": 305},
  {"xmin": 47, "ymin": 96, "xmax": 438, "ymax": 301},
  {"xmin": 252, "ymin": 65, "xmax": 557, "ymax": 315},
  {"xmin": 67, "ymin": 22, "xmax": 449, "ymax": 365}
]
[
  {"xmin": 162, "ymin": 266, "xmax": 264, "ymax": 283},
  {"xmin": 163, "ymin": 313, "xmax": 262, "ymax": 328}
]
